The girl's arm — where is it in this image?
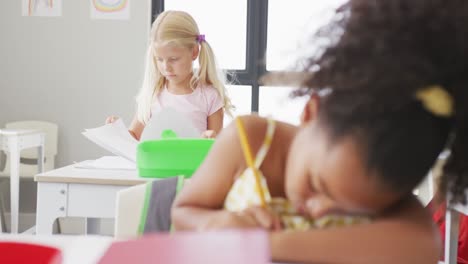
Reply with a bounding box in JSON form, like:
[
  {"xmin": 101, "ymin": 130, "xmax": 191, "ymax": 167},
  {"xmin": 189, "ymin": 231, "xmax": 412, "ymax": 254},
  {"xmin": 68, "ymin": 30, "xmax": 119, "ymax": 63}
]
[
  {"xmin": 172, "ymin": 120, "xmax": 243, "ymax": 230},
  {"xmin": 271, "ymin": 198, "xmax": 441, "ymax": 264},
  {"xmin": 173, "ymin": 116, "xmax": 274, "ymax": 230},
  {"xmin": 128, "ymin": 114, "xmax": 145, "ymax": 141},
  {"xmin": 206, "ymin": 108, "xmax": 223, "ymax": 135}
]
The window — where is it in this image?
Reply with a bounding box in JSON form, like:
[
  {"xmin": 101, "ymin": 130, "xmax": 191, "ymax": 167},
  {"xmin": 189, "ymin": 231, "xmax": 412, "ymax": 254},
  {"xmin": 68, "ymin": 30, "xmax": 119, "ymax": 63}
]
[
  {"xmin": 224, "ymin": 85, "xmax": 252, "ymax": 125},
  {"xmin": 258, "ymin": 86, "xmax": 308, "ymax": 125},
  {"xmin": 267, "ymin": 0, "xmax": 346, "ymax": 71},
  {"xmin": 164, "ymin": 0, "xmax": 247, "ymax": 70},
  {"xmin": 152, "ymin": 0, "xmax": 345, "ymax": 117}
]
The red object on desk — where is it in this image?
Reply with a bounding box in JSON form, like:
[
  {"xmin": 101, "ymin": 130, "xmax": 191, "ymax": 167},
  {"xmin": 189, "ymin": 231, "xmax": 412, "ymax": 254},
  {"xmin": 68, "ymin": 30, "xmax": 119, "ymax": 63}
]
[
  {"xmin": 98, "ymin": 230, "xmax": 270, "ymax": 264},
  {"xmin": 0, "ymin": 242, "xmax": 62, "ymax": 264}
]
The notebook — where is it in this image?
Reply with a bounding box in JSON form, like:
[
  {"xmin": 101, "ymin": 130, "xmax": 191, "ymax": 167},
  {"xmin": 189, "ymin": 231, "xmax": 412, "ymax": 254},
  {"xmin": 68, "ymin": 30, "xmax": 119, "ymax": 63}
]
[{"xmin": 98, "ymin": 230, "xmax": 270, "ymax": 264}]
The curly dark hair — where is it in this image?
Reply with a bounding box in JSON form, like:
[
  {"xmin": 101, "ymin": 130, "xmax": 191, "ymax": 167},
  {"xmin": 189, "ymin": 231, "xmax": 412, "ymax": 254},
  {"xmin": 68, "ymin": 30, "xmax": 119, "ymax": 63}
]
[{"xmin": 300, "ymin": 0, "xmax": 468, "ymax": 204}]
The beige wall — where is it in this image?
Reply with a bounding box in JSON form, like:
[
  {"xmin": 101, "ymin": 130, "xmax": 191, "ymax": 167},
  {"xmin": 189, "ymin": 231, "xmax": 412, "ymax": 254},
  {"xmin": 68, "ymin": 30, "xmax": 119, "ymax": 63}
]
[
  {"xmin": 0, "ymin": 0, "xmax": 150, "ymax": 167},
  {"xmin": 0, "ymin": 0, "xmax": 151, "ymax": 221}
]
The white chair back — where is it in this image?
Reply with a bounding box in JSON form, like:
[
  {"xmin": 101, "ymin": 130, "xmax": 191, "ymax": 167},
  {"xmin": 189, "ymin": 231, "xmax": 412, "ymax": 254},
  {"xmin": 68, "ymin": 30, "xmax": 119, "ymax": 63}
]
[{"xmin": 0, "ymin": 120, "xmax": 58, "ymax": 176}]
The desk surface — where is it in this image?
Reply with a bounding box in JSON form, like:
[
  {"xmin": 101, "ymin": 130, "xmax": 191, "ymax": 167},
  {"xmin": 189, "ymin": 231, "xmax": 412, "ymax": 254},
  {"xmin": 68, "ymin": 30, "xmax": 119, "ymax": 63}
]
[{"xmin": 34, "ymin": 163, "xmax": 146, "ymax": 186}]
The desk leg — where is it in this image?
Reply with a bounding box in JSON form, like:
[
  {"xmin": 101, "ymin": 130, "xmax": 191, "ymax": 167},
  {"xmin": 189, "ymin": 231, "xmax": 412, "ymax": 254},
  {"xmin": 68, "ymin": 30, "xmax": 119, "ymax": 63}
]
[
  {"xmin": 36, "ymin": 183, "xmax": 67, "ymax": 235},
  {"xmin": 8, "ymin": 136, "xmax": 20, "ymax": 234},
  {"xmin": 37, "ymin": 137, "xmax": 44, "ymax": 173}
]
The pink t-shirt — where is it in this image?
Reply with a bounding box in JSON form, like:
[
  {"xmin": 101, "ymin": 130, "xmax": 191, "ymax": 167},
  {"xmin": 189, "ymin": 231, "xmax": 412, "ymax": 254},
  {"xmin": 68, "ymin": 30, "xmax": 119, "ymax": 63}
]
[{"xmin": 151, "ymin": 85, "xmax": 224, "ymax": 134}]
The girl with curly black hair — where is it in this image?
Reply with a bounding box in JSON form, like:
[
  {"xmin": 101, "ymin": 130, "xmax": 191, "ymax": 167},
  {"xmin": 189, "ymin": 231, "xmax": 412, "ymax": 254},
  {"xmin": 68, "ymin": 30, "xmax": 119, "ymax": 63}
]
[{"xmin": 172, "ymin": 0, "xmax": 467, "ymax": 262}]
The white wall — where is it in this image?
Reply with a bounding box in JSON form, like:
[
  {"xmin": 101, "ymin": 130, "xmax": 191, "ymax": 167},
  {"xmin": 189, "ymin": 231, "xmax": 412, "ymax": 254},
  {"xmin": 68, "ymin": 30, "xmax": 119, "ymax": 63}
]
[{"xmin": 0, "ymin": 0, "xmax": 151, "ymax": 167}]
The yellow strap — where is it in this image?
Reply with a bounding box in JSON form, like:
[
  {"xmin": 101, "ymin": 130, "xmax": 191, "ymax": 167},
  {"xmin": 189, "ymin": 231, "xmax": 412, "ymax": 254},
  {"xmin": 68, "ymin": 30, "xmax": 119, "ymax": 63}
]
[{"xmin": 235, "ymin": 117, "xmax": 267, "ymax": 207}]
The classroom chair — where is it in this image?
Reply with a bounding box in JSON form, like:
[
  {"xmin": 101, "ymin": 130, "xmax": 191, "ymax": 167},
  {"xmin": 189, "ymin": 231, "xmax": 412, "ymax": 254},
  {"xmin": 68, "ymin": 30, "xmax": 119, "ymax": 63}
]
[
  {"xmin": 428, "ymin": 151, "xmax": 468, "ymax": 264},
  {"xmin": 441, "ymin": 204, "xmax": 463, "ymax": 264},
  {"xmin": 0, "ymin": 120, "xmax": 58, "ymax": 177},
  {"xmin": 115, "ymin": 175, "xmax": 189, "ymax": 238},
  {"xmin": 0, "ymin": 120, "xmax": 58, "ymax": 232},
  {"xmin": 115, "ymin": 183, "xmax": 147, "ymax": 239}
]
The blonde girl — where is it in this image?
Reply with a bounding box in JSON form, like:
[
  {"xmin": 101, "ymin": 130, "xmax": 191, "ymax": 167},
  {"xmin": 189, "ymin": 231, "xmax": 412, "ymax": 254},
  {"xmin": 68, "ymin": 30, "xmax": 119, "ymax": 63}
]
[{"xmin": 107, "ymin": 10, "xmax": 233, "ymax": 139}]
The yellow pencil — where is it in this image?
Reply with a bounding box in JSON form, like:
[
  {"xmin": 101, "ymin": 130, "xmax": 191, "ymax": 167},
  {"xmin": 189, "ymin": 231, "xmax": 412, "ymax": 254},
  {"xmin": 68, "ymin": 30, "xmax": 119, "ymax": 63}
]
[{"xmin": 235, "ymin": 118, "xmax": 267, "ymax": 208}]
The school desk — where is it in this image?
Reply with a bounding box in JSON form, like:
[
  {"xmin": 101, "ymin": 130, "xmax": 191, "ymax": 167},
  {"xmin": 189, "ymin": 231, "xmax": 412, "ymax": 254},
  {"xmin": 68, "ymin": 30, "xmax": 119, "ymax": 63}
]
[{"xmin": 34, "ymin": 163, "xmax": 146, "ymax": 235}]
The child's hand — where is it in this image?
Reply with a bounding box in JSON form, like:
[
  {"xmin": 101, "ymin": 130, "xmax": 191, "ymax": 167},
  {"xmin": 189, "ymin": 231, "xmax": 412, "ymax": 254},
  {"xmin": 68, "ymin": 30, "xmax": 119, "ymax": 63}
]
[
  {"xmin": 205, "ymin": 207, "xmax": 281, "ymax": 231},
  {"xmin": 242, "ymin": 206, "xmax": 282, "ymax": 230},
  {"xmin": 201, "ymin": 130, "xmax": 217, "ymax": 138},
  {"xmin": 105, "ymin": 116, "xmax": 119, "ymax": 124}
]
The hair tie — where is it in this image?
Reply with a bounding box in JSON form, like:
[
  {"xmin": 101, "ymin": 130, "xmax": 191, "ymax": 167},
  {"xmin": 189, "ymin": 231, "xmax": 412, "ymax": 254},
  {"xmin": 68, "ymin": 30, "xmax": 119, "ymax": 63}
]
[
  {"xmin": 415, "ymin": 85, "xmax": 454, "ymax": 117},
  {"xmin": 196, "ymin": 34, "xmax": 205, "ymax": 43}
]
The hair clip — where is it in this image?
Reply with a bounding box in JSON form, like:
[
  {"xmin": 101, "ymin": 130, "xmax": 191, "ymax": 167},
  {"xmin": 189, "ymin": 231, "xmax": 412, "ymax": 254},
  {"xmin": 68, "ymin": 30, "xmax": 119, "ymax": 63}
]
[
  {"xmin": 415, "ymin": 85, "xmax": 454, "ymax": 117},
  {"xmin": 196, "ymin": 34, "xmax": 205, "ymax": 43}
]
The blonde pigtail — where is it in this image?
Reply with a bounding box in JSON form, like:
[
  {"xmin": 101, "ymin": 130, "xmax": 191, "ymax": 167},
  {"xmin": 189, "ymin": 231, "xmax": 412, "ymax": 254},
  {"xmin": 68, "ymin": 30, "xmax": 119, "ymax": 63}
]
[{"xmin": 197, "ymin": 41, "xmax": 234, "ymax": 117}]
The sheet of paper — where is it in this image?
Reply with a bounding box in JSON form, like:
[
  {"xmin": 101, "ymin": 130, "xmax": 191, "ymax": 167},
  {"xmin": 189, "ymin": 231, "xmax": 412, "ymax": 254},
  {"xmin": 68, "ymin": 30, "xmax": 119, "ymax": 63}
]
[
  {"xmin": 140, "ymin": 107, "xmax": 200, "ymax": 141},
  {"xmin": 74, "ymin": 156, "xmax": 136, "ymax": 170},
  {"xmin": 82, "ymin": 119, "xmax": 138, "ymax": 162}
]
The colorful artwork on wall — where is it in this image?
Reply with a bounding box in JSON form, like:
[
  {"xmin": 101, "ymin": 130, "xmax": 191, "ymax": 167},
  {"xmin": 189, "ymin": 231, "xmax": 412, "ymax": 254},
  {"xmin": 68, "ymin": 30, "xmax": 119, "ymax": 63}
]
[
  {"xmin": 90, "ymin": 0, "xmax": 130, "ymax": 20},
  {"xmin": 22, "ymin": 0, "xmax": 62, "ymax": 17}
]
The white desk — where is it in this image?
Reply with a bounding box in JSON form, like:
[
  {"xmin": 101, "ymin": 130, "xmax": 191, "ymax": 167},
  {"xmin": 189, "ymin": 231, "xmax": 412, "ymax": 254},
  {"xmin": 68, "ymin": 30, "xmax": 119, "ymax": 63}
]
[
  {"xmin": 0, "ymin": 129, "xmax": 45, "ymax": 234},
  {"xmin": 34, "ymin": 163, "xmax": 146, "ymax": 235}
]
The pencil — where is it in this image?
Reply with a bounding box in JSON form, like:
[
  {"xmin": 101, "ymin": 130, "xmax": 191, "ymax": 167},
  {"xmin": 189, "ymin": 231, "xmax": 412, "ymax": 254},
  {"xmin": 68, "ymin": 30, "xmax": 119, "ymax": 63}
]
[{"xmin": 235, "ymin": 118, "xmax": 267, "ymax": 207}]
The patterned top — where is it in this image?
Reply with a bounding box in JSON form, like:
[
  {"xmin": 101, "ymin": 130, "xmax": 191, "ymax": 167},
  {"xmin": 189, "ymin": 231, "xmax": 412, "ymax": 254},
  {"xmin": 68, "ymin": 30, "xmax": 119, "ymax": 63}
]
[{"xmin": 224, "ymin": 117, "xmax": 369, "ymax": 230}]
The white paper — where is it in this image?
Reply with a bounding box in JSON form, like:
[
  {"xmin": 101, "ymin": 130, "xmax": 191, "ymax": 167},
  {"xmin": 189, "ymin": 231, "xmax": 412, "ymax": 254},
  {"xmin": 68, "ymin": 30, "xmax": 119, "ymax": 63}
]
[
  {"xmin": 82, "ymin": 119, "xmax": 138, "ymax": 162},
  {"xmin": 140, "ymin": 107, "xmax": 200, "ymax": 141},
  {"xmin": 74, "ymin": 156, "xmax": 136, "ymax": 170}
]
